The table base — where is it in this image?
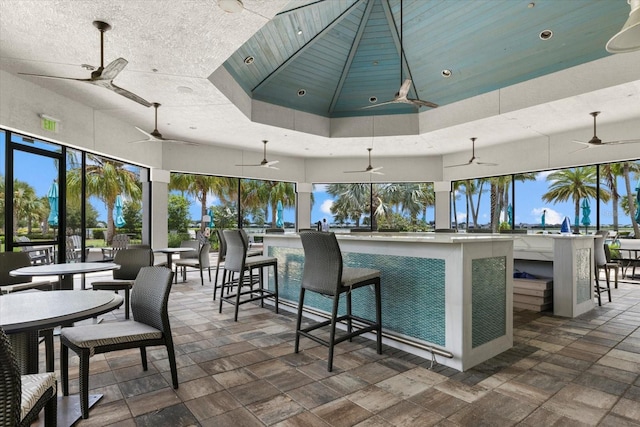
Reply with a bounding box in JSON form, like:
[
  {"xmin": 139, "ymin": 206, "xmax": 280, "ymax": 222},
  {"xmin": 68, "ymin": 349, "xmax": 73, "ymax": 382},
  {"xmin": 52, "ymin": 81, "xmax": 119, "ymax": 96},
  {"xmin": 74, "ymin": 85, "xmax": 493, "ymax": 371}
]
[{"xmin": 58, "ymin": 393, "xmax": 102, "ymax": 427}]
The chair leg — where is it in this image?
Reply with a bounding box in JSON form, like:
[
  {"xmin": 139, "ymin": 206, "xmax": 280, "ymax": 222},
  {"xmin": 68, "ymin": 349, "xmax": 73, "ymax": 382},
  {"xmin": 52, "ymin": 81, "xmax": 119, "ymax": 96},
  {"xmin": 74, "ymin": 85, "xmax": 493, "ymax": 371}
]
[
  {"xmin": 346, "ymin": 289, "xmax": 353, "ymax": 342},
  {"xmin": 605, "ymin": 266, "xmax": 612, "ymax": 302},
  {"xmin": 140, "ymin": 347, "xmax": 148, "ymax": 371},
  {"xmin": 79, "ymin": 349, "xmax": 90, "ymax": 419},
  {"xmin": 200, "ymin": 266, "xmax": 204, "ymax": 286},
  {"xmin": 124, "ymin": 288, "xmax": 131, "ymax": 320},
  {"xmin": 273, "ymin": 263, "xmax": 279, "ymax": 314},
  {"xmin": 208, "ymin": 266, "xmax": 211, "ymax": 282},
  {"xmin": 165, "ymin": 340, "xmax": 179, "ymax": 389},
  {"xmin": 44, "ymin": 387, "xmax": 57, "ymax": 427},
  {"xmin": 375, "ymin": 280, "xmax": 382, "ymax": 354},
  {"xmin": 213, "ymin": 260, "xmax": 222, "ymax": 300},
  {"xmin": 595, "ymin": 272, "xmax": 602, "ymax": 306},
  {"xmin": 61, "ymin": 342, "xmax": 69, "ymax": 396},
  {"xmin": 327, "ymin": 294, "xmax": 340, "ymax": 372},
  {"xmin": 41, "ymin": 328, "xmax": 54, "ymax": 372},
  {"xmin": 234, "ymin": 271, "xmax": 244, "ymax": 321},
  {"xmin": 294, "ymin": 288, "xmax": 305, "ymax": 354}
]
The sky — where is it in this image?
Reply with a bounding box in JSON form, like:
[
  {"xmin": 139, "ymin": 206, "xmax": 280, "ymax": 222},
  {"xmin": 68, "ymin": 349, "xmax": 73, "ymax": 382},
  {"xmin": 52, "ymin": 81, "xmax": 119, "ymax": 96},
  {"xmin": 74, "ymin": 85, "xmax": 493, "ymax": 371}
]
[{"xmin": 6, "ymin": 147, "xmax": 639, "ymax": 230}]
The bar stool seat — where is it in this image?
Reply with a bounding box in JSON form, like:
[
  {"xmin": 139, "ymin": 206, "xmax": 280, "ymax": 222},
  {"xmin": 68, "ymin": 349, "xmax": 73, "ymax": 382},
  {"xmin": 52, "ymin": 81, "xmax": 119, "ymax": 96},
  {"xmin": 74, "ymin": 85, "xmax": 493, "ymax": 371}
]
[{"xmin": 218, "ymin": 229, "xmax": 278, "ymax": 321}]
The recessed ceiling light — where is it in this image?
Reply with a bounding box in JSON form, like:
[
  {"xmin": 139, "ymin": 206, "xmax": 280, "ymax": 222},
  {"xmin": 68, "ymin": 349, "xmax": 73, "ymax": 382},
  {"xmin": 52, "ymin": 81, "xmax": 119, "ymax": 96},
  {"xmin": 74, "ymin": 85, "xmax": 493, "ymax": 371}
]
[
  {"xmin": 81, "ymin": 63, "xmax": 95, "ymax": 71},
  {"xmin": 177, "ymin": 86, "xmax": 193, "ymax": 93},
  {"xmin": 218, "ymin": 0, "xmax": 243, "ymax": 13},
  {"xmin": 528, "ymin": 2, "xmax": 535, "ymax": 8},
  {"xmin": 441, "ymin": 69, "xmax": 452, "ymax": 77},
  {"xmin": 189, "ymin": 126, "xmax": 197, "ymax": 130},
  {"xmin": 539, "ymin": 29, "xmax": 553, "ymax": 40},
  {"xmin": 244, "ymin": 56, "xmax": 254, "ymax": 65},
  {"xmin": 372, "ymin": 61, "xmax": 379, "ymax": 66},
  {"xmin": 152, "ymin": 68, "xmax": 159, "ymax": 72},
  {"xmin": 297, "ymin": 89, "xmax": 306, "ymax": 97},
  {"xmin": 369, "ymin": 96, "xmax": 378, "ymax": 103},
  {"xmin": 297, "ymin": 28, "xmax": 303, "ymax": 35}
]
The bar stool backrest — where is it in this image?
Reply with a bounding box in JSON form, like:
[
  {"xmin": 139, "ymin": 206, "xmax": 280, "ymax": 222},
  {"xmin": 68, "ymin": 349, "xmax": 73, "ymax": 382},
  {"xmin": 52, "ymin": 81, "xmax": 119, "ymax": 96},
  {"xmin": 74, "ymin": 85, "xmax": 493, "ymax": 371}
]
[
  {"xmin": 594, "ymin": 235, "xmax": 607, "ymax": 268},
  {"xmin": 112, "ymin": 248, "xmax": 154, "ymax": 280},
  {"xmin": 222, "ymin": 230, "xmax": 247, "ymax": 273},
  {"xmin": 300, "ymin": 231, "xmax": 343, "ymax": 296}
]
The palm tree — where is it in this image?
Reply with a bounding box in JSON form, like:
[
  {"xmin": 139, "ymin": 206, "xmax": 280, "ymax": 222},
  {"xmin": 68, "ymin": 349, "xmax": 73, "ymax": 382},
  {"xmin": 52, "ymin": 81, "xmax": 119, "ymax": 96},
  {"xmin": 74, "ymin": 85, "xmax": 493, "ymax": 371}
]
[
  {"xmin": 67, "ymin": 156, "xmax": 142, "ymax": 244},
  {"xmin": 621, "ymin": 162, "xmax": 640, "ymax": 237},
  {"xmin": 12, "ymin": 180, "xmax": 42, "ymax": 234},
  {"xmin": 601, "ymin": 163, "xmax": 623, "ymax": 231},
  {"xmin": 169, "ymin": 174, "xmax": 237, "ymax": 231},
  {"xmin": 542, "ymin": 167, "xmax": 610, "ymax": 230},
  {"xmin": 327, "ymin": 183, "xmax": 370, "ymax": 227}
]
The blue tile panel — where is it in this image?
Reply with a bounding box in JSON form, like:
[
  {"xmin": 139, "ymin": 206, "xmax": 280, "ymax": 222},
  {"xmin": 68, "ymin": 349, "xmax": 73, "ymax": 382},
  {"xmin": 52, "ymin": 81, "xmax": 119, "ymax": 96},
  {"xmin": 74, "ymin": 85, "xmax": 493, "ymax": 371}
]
[
  {"xmin": 576, "ymin": 248, "xmax": 592, "ymax": 304},
  {"xmin": 268, "ymin": 246, "xmax": 446, "ymax": 346},
  {"xmin": 472, "ymin": 256, "xmax": 507, "ymax": 348}
]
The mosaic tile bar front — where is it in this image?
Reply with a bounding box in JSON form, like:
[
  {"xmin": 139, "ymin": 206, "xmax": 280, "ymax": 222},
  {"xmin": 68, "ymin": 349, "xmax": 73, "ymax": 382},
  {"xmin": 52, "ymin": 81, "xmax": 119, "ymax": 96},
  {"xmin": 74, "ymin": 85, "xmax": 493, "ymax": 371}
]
[{"xmin": 268, "ymin": 246, "xmax": 447, "ymax": 346}]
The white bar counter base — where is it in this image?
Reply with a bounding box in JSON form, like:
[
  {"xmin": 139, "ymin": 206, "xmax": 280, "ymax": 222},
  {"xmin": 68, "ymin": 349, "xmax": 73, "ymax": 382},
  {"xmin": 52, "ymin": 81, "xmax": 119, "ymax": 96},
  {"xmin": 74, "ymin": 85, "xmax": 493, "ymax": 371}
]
[
  {"xmin": 262, "ymin": 232, "xmax": 514, "ymax": 372},
  {"xmin": 513, "ymin": 233, "xmax": 595, "ymax": 318}
]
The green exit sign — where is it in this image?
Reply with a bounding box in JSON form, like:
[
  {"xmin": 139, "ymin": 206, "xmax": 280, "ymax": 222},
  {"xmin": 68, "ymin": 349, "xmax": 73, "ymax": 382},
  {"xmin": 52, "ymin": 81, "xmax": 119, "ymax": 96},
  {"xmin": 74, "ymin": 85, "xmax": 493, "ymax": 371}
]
[{"xmin": 40, "ymin": 116, "xmax": 58, "ymax": 133}]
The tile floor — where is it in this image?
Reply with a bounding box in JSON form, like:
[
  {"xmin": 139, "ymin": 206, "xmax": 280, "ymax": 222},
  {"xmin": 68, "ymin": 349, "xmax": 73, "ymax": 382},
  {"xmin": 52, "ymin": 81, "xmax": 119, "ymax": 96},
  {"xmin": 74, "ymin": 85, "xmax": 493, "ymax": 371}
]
[{"xmin": 36, "ymin": 266, "xmax": 640, "ymax": 426}]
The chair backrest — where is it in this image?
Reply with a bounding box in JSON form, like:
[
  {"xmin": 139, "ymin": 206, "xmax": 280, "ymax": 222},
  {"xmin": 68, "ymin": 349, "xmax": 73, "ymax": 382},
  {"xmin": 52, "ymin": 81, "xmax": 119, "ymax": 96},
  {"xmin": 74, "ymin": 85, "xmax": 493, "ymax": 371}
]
[
  {"xmin": 594, "ymin": 235, "xmax": 607, "ymax": 267},
  {"xmin": 0, "ymin": 252, "xmax": 32, "ymax": 286},
  {"xmin": 0, "ymin": 326, "xmax": 21, "ymax": 424},
  {"xmin": 216, "ymin": 229, "xmax": 227, "ymax": 259},
  {"xmin": 111, "ymin": 234, "xmax": 130, "ymax": 250},
  {"xmin": 131, "ymin": 266, "xmax": 173, "ymax": 332},
  {"xmin": 179, "ymin": 240, "xmax": 199, "ymax": 259},
  {"xmin": 239, "ymin": 229, "xmax": 251, "ymax": 247},
  {"xmin": 222, "ymin": 230, "xmax": 247, "ymax": 273},
  {"xmin": 300, "ymin": 231, "xmax": 343, "ymax": 296},
  {"xmin": 112, "ymin": 248, "xmax": 154, "ymax": 280},
  {"xmin": 198, "ymin": 242, "xmax": 211, "ymax": 268},
  {"xmin": 65, "ymin": 235, "xmax": 82, "ymax": 262}
]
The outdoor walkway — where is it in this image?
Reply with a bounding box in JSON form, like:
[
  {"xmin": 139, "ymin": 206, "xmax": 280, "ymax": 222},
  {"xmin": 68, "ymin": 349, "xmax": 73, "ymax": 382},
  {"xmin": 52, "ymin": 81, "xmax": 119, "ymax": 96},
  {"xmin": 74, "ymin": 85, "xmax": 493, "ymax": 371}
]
[{"xmin": 35, "ymin": 261, "xmax": 640, "ymax": 426}]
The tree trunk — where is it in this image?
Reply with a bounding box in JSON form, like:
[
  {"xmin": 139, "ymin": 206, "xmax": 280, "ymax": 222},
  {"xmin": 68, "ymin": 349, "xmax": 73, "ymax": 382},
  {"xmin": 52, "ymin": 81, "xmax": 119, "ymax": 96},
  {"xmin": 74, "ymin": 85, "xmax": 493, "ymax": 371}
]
[
  {"xmin": 623, "ymin": 163, "xmax": 640, "ymax": 238},
  {"xmin": 106, "ymin": 204, "xmax": 114, "ymax": 244}
]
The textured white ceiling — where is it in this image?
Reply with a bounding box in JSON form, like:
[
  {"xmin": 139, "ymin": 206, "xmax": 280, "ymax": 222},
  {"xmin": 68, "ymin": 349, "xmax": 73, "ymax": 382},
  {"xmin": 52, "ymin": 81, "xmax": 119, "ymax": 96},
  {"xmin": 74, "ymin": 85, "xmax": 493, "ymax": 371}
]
[{"xmin": 1, "ymin": 0, "xmax": 639, "ymax": 161}]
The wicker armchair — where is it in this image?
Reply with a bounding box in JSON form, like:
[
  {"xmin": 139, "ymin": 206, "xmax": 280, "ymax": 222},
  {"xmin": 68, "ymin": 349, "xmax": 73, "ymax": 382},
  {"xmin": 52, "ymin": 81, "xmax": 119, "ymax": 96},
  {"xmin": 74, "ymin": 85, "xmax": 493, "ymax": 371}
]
[
  {"xmin": 1, "ymin": 327, "xmax": 57, "ymax": 427},
  {"xmin": 60, "ymin": 266, "xmax": 178, "ymax": 419},
  {"xmin": 296, "ymin": 231, "xmax": 382, "ymax": 371},
  {"xmin": 219, "ymin": 229, "xmax": 279, "ymax": 321},
  {"xmin": 0, "ymin": 252, "xmax": 52, "ymax": 295},
  {"xmin": 91, "ymin": 248, "xmax": 154, "ymax": 319}
]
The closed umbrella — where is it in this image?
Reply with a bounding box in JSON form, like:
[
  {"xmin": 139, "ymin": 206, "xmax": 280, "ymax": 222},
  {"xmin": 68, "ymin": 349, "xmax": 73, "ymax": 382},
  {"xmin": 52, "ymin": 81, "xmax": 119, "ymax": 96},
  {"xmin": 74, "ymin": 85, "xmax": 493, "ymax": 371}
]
[
  {"xmin": 635, "ymin": 179, "xmax": 640, "ymax": 223},
  {"xmin": 507, "ymin": 204, "xmax": 513, "ymax": 228},
  {"xmin": 276, "ymin": 200, "xmax": 284, "ymax": 228},
  {"xmin": 114, "ymin": 195, "xmax": 126, "ymax": 228},
  {"xmin": 541, "ymin": 210, "xmax": 546, "ymax": 230},
  {"xmin": 581, "ymin": 198, "xmax": 591, "ymax": 232},
  {"xmin": 207, "ymin": 208, "xmax": 214, "ymax": 228},
  {"xmin": 47, "ymin": 181, "xmax": 58, "ymax": 227}
]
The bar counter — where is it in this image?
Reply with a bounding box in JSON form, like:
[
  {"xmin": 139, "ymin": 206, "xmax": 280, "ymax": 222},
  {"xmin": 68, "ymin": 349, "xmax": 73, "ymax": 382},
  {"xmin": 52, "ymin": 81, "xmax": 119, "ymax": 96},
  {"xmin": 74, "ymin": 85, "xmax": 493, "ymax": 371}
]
[{"xmin": 262, "ymin": 232, "xmax": 514, "ymax": 371}]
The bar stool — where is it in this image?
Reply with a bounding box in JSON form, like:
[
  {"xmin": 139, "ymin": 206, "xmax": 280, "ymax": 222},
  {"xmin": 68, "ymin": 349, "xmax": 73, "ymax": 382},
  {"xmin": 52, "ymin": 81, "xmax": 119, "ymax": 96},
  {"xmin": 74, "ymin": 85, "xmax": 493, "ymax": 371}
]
[
  {"xmin": 594, "ymin": 234, "xmax": 612, "ymax": 306},
  {"xmin": 295, "ymin": 231, "xmax": 382, "ymax": 371},
  {"xmin": 219, "ymin": 229, "xmax": 279, "ymax": 321}
]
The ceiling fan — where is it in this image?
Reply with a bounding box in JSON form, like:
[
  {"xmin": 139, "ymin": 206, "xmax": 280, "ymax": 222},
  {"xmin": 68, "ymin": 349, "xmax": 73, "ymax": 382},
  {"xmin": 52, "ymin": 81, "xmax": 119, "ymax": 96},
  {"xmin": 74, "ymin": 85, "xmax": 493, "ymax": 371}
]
[
  {"xmin": 445, "ymin": 138, "xmax": 497, "ymax": 168},
  {"xmin": 236, "ymin": 140, "xmax": 280, "ymax": 169},
  {"xmin": 362, "ymin": 1, "xmax": 437, "ymax": 110},
  {"xmin": 571, "ymin": 111, "xmax": 640, "ymax": 152},
  {"xmin": 344, "ymin": 148, "xmax": 384, "ymax": 174},
  {"xmin": 18, "ymin": 20, "xmax": 152, "ymax": 108},
  {"xmin": 132, "ymin": 103, "xmax": 199, "ymax": 145}
]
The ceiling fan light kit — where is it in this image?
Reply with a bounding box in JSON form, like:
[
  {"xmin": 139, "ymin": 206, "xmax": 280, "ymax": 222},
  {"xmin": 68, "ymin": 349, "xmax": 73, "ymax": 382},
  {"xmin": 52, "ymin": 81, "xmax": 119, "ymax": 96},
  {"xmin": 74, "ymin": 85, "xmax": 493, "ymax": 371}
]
[{"xmin": 606, "ymin": 0, "xmax": 640, "ymax": 53}]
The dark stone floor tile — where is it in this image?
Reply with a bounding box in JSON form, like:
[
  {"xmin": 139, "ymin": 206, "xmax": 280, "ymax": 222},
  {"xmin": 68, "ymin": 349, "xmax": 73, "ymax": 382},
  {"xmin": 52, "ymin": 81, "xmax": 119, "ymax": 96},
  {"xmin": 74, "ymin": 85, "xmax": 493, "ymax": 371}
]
[
  {"xmin": 119, "ymin": 373, "xmax": 170, "ymax": 398},
  {"xmin": 133, "ymin": 403, "xmax": 199, "ymax": 427},
  {"xmin": 573, "ymin": 372, "xmax": 630, "ymax": 396}
]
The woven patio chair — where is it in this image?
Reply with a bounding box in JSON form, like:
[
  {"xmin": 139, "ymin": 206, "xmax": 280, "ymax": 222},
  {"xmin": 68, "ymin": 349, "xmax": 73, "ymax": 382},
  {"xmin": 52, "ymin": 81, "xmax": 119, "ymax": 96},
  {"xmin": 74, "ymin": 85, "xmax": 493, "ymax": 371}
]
[
  {"xmin": 60, "ymin": 266, "xmax": 178, "ymax": 419},
  {"xmin": 0, "ymin": 327, "xmax": 57, "ymax": 427},
  {"xmin": 174, "ymin": 242, "xmax": 211, "ymax": 286}
]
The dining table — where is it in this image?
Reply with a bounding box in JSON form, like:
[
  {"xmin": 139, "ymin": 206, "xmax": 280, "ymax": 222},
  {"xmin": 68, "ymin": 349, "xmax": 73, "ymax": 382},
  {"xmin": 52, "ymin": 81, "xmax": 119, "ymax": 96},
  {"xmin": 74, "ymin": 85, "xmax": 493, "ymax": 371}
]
[
  {"xmin": 10, "ymin": 261, "xmax": 120, "ymax": 290},
  {"xmin": 154, "ymin": 247, "xmax": 195, "ymax": 270}
]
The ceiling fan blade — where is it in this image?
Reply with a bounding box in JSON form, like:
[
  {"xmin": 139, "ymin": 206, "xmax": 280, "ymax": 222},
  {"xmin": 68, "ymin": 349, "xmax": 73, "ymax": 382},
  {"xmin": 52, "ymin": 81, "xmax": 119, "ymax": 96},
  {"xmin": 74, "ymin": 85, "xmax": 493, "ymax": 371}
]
[
  {"xmin": 134, "ymin": 126, "xmax": 159, "ymax": 140},
  {"xmin": 370, "ymin": 170, "xmax": 385, "ymax": 175},
  {"xmin": 444, "ymin": 160, "xmax": 473, "ymax": 168},
  {"xmin": 18, "ymin": 72, "xmax": 91, "ymax": 82},
  {"xmin": 397, "ymin": 79, "xmax": 412, "ymax": 98},
  {"xmin": 264, "ymin": 160, "xmax": 279, "ymax": 166},
  {"xmin": 409, "ymin": 98, "xmax": 439, "ymax": 109},
  {"xmin": 99, "ymin": 57, "xmax": 128, "ymax": 80},
  {"xmin": 369, "ymin": 166, "xmax": 384, "ymax": 173},
  {"xmin": 108, "ymin": 82, "xmax": 152, "ymax": 107},
  {"xmin": 569, "ymin": 146, "xmax": 590, "ymax": 154},
  {"xmin": 344, "ymin": 170, "xmax": 367, "ymax": 173},
  {"xmin": 475, "ymin": 161, "xmax": 498, "ymax": 166},
  {"xmin": 360, "ymin": 99, "xmax": 399, "ymax": 109},
  {"xmin": 163, "ymin": 138, "xmax": 200, "ymax": 146},
  {"xmin": 263, "ymin": 164, "xmax": 280, "ymax": 170},
  {"xmin": 604, "ymin": 139, "xmax": 640, "ymax": 145}
]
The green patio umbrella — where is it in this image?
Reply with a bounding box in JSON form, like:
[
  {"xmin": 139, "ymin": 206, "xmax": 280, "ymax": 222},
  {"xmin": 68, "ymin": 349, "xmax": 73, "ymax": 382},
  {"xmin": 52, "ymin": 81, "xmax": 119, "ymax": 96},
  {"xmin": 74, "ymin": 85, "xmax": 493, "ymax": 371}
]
[
  {"xmin": 114, "ymin": 195, "xmax": 126, "ymax": 228},
  {"xmin": 47, "ymin": 181, "xmax": 58, "ymax": 227},
  {"xmin": 276, "ymin": 200, "xmax": 284, "ymax": 228},
  {"xmin": 581, "ymin": 198, "xmax": 591, "ymax": 232}
]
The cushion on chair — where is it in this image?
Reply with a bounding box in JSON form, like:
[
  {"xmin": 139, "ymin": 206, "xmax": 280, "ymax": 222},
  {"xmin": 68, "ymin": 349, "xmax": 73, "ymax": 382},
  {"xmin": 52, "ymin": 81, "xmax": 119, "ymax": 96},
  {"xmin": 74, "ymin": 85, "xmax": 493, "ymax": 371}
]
[
  {"xmin": 245, "ymin": 255, "xmax": 277, "ymax": 268},
  {"xmin": 61, "ymin": 321, "xmax": 162, "ymax": 356},
  {"xmin": 20, "ymin": 373, "xmax": 57, "ymax": 421},
  {"xmin": 341, "ymin": 267, "xmax": 380, "ymax": 288}
]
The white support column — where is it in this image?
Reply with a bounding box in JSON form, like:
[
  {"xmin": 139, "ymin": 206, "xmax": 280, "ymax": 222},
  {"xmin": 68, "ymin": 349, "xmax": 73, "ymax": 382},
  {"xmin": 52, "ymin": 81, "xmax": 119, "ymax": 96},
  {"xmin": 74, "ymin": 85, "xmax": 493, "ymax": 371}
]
[
  {"xmin": 296, "ymin": 182, "xmax": 313, "ymax": 231},
  {"xmin": 150, "ymin": 169, "xmax": 170, "ymax": 250},
  {"xmin": 434, "ymin": 181, "xmax": 452, "ymax": 230}
]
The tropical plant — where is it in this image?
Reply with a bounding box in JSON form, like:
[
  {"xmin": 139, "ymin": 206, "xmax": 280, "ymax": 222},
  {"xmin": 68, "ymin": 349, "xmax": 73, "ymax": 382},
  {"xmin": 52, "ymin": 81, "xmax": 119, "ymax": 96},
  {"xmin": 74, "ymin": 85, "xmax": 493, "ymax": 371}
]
[
  {"xmin": 168, "ymin": 194, "xmax": 191, "ymax": 233},
  {"xmin": 170, "ymin": 173, "xmax": 237, "ymax": 231},
  {"xmin": 241, "ymin": 179, "xmax": 295, "ymax": 227},
  {"xmin": 542, "ymin": 167, "xmax": 610, "ymax": 230},
  {"xmin": 67, "ymin": 156, "xmax": 142, "ymax": 244},
  {"xmin": 12, "ymin": 179, "xmax": 43, "ymax": 233}
]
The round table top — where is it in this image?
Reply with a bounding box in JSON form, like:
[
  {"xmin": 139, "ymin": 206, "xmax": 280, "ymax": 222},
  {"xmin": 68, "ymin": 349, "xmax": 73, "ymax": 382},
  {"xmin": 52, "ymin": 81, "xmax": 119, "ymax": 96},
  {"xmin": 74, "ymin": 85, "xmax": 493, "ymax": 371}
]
[
  {"xmin": 0, "ymin": 290, "xmax": 124, "ymax": 333},
  {"xmin": 154, "ymin": 247, "xmax": 195, "ymax": 254},
  {"xmin": 10, "ymin": 262, "xmax": 120, "ymax": 277}
]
